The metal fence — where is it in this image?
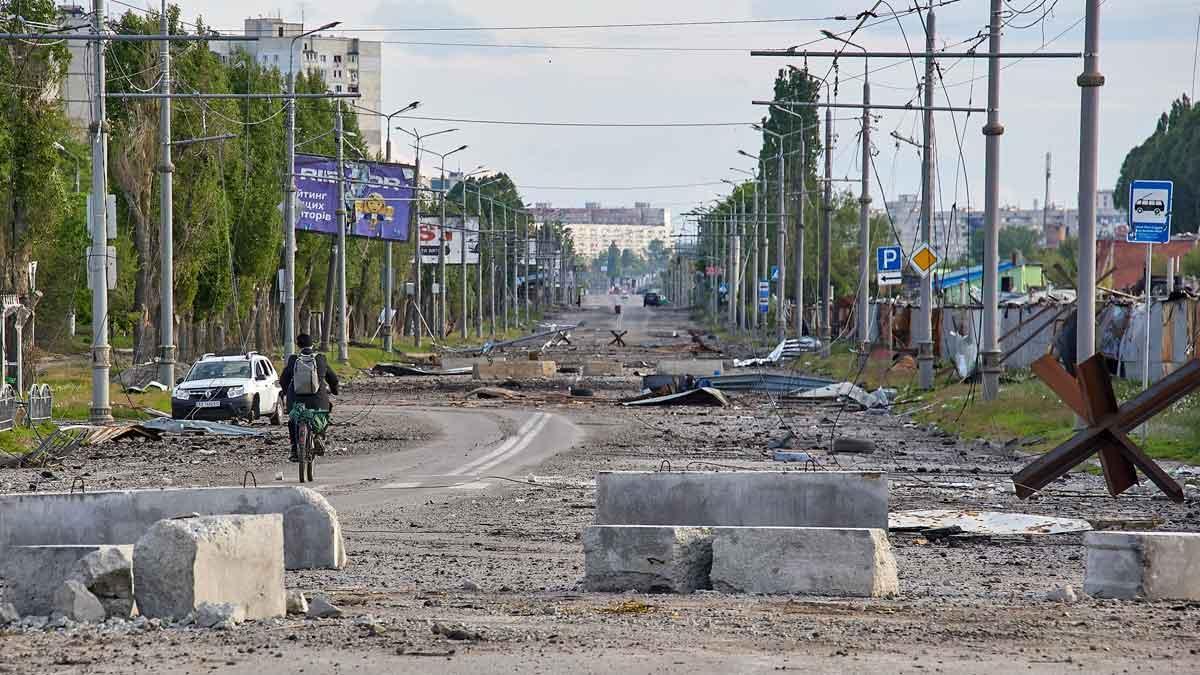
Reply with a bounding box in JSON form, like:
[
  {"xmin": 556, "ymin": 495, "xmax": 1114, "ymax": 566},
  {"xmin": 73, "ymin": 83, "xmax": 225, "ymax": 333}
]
[
  {"xmin": 0, "ymin": 384, "xmax": 14, "ymax": 432},
  {"xmin": 27, "ymin": 383, "xmax": 52, "ymax": 425}
]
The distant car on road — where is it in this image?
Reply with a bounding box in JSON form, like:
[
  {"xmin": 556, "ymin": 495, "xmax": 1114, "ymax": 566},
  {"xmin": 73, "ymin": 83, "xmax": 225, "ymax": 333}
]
[
  {"xmin": 643, "ymin": 292, "xmax": 662, "ymax": 307},
  {"xmin": 171, "ymin": 352, "xmax": 283, "ymax": 424}
]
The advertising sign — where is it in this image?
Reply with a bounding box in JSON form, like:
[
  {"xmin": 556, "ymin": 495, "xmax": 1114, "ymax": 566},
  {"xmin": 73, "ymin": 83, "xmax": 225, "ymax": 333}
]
[
  {"xmin": 294, "ymin": 153, "xmax": 415, "ymax": 241},
  {"xmin": 419, "ymin": 217, "xmax": 480, "ymax": 265}
]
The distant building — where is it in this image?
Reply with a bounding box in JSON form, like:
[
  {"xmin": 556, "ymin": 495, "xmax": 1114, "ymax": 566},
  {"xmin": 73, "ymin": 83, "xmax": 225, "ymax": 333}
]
[
  {"xmin": 531, "ymin": 202, "xmax": 671, "ymax": 259},
  {"xmin": 210, "ymin": 18, "xmax": 383, "ymax": 154},
  {"xmin": 934, "ymin": 259, "xmax": 1046, "ymax": 305},
  {"xmin": 882, "ymin": 194, "xmax": 969, "ymax": 262}
]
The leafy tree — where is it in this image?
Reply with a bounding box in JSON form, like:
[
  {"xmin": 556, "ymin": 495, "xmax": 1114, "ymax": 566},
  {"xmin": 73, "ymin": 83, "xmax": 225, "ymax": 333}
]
[
  {"xmin": 1180, "ymin": 246, "xmax": 1200, "ymax": 278},
  {"xmin": 645, "ymin": 238, "xmax": 669, "ymax": 272},
  {"xmin": 606, "ymin": 241, "xmax": 620, "ymax": 282},
  {"xmin": 1115, "ymin": 95, "xmax": 1200, "ymax": 233},
  {"xmin": 970, "ymin": 226, "xmax": 1040, "ymax": 263}
]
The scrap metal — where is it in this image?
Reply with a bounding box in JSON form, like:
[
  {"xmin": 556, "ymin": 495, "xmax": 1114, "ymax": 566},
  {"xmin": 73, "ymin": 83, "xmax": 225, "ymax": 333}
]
[
  {"xmin": 621, "ymin": 386, "xmax": 730, "ymax": 407},
  {"xmin": 1012, "ymin": 353, "xmax": 1192, "ymax": 502},
  {"xmin": 699, "ymin": 373, "xmax": 835, "ymax": 394}
]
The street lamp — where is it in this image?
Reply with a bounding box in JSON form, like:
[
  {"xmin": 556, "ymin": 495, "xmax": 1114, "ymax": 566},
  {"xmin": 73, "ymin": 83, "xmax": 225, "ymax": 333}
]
[
  {"xmin": 395, "ymin": 126, "xmax": 458, "ymax": 347},
  {"xmin": 416, "ymin": 143, "xmax": 468, "ymax": 339},
  {"xmin": 283, "ymin": 20, "xmax": 340, "ymax": 358}
]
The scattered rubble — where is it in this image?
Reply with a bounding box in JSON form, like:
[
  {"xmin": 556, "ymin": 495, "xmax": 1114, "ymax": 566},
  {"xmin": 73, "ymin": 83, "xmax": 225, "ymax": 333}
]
[
  {"xmin": 52, "ymin": 580, "xmax": 106, "ymax": 623},
  {"xmin": 305, "ymin": 595, "xmax": 343, "ymax": 619},
  {"xmin": 285, "ymin": 590, "xmax": 308, "ymax": 615}
]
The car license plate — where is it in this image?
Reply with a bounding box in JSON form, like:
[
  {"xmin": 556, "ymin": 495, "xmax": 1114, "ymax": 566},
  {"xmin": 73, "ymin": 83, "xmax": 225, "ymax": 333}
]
[{"xmin": 195, "ymin": 401, "xmax": 220, "ymax": 408}]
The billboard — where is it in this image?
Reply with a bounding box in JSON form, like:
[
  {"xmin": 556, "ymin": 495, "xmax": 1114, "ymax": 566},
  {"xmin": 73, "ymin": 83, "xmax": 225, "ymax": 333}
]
[
  {"xmin": 419, "ymin": 217, "xmax": 479, "ymax": 264},
  {"xmin": 294, "ymin": 153, "xmax": 415, "ymax": 241}
]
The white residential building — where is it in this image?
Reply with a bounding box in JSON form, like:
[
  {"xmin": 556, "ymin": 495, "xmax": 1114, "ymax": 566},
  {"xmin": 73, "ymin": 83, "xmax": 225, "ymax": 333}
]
[
  {"xmin": 210, "ymin": 18, "xmax": 383, "ymax": 154},
  {"xmin": 531, "ymin": 202, "xmax": 672, "ymax": 260}
]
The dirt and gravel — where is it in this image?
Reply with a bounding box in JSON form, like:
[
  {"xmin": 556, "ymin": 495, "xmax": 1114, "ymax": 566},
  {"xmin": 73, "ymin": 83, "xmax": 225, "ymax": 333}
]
[{"xmin": 3, "ymin": 299, "xmax": 1200, "ymax": 674}]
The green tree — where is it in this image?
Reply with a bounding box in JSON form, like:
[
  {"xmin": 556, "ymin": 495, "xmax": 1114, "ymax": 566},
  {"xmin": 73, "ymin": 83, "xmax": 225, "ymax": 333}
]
[
  {"xmin": 1115, "ymin": 95, "xmax": 1200, "ymax": 232},
  {"xmin": 970, "ymin": 226, "xmax": 1040, "ymax": 263},
  {"xmin": 1180, "ymin": 246, "xmax": 1200, "ymax": 278},
  {"xmin": 606, "ymin": 241, "xmax": 621, "ymax": 282},
  {"xmin": 645, "ymin": 238, "xmax": 669, "ymax": 272}
]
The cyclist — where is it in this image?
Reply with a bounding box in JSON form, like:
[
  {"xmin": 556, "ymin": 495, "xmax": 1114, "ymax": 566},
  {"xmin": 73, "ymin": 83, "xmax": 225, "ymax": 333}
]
[{"xmin": 279, "ymin": 333, "xmax": 339, "ymax": 462}]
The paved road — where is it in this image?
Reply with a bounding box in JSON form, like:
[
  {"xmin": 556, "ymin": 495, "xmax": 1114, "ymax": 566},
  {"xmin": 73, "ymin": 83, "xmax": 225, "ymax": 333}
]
[{"xmin": 281, "ymin": 405, "xmax": 581, "ymax": 512}]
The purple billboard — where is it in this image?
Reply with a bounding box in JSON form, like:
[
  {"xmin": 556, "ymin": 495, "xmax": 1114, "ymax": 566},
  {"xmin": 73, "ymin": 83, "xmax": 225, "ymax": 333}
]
[{"xmin": 294, "ymin": 153, "xmax": 415, "ymax": 241}]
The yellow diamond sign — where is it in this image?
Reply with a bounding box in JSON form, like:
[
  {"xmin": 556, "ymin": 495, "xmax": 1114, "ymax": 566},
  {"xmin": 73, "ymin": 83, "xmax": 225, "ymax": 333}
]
[{"xmin": 909, "ymin": 243, "xmax": 940, "ymax": 278}]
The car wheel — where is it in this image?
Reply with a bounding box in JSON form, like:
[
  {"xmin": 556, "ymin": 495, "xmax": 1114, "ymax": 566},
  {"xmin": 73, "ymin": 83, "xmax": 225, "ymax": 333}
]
[{"xmin": 269, "ymin": 396, "xmax": 284, "ymax": 426}]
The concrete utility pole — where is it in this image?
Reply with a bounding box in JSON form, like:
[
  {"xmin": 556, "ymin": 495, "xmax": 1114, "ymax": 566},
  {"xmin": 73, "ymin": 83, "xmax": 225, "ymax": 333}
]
[
  {"xmin": 412, "ymin": 139, "xmax": 421, "ymax": 348},
  {"xmin": 158, "ymin": 0, "xmax": 174, "ymax": 391},
  {"xmin": 461, "ymin": 184, "xmax": 468, "ymax": 339},
  {"xmin": 857, "ymin": 73, "xmax": 872, "ymax": 364},
  {"xmin": 776, "ymin": 140, "xmax": 787, "ymax": 340},
  {"xmin": 502, "ymin": 206, "xmax": 510, "ymax": 333},
  {"xmin": 722, "ymin": 179, "xmax": 741, "ymax": 330},
  {"xmin": 1076, "ymin": 0, "xmax": 1104, "ymax": 374},
  {"xmin": 751, "ymin": 172, "xmax": 760, "ymax": 330},
  {"xmin": 794, "ymin": 129, "xmax": 806, "ymax": 338},
  {"xmin": 478, "ymin": 189, "xmax": 486, "ymax": 338},
  {"xmin": 89, "ymin": 0, "xmax": 112, "ymax": 423},
  {"xmin": 1042, "ymin": 152, "xmax": 1052, "ymax": 245},
  {"xmin": 917, "ymin": 9, "xmax": 937, "ymax": 390},
  {"xmin": 981, "ymin": 0, "xmax": 1004, "ymax": 400},
  {"xmin": 522, "ymin": 212, "xmax": 530, "ymax": 326},
  {"xmin": 335, "ymin": 101, "xmax": 349, "ymax": 363},
  {"xmin": 820, "ymin": 104, "xmax": 833, "ymax": 358}
]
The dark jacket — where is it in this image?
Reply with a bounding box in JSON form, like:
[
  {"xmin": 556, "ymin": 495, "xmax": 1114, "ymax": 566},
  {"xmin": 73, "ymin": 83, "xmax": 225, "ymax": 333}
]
[{"xmin": 280, "ymin": 349, "xmax": 339, "ymax": 411}]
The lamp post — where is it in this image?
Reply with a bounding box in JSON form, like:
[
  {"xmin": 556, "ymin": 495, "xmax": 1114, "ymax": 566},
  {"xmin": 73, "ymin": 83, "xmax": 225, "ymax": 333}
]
[
  {"xmin": 753, "ymin": 123, "xmax": 803, "ymax": 339},
  {"xmin": 457, "ymin": 165, "xmax": 487, "ymax": 339},
  {"xmin": 397, "ymin": 128, "xmax": 459, "ymax": 343},
  {"xmin": 731, "ymin": 166, "xmax": 760, "ymax": 333},
  {"xmin": 416, "ymin": 144, "xmax": 468, "ymax": 339},
  {"xmin": 284, "ymin": 20, "xmax": 340, "ymax": 358}
]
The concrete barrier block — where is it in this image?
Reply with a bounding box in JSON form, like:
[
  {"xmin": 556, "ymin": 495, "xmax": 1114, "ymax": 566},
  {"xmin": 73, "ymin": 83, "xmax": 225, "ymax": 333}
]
[
  {"xmin": 473, "ymin": 360, "xmax": 557, "ymax": 380},
  {"xmin": 583, "ymin": 525, "xmax": 712, "ymax": 593},
  {"xmin": 656, "ymin": 360, "xmax": 728, "ymax": 377},
  {"xmin": 53, "ymin": 580, "xmax": 107, "ymax": 623},
  {"xmin": 1084, "ymin": 531, "xmax": 1200, "ymax": 600},
  {"xmin": 595, "ymin": 471, "xmax": 888, "ymax": 529},
  {"xmin": 0, "ymin": 544, "xmax": 132, "ymax": 616},
  {"xmin": 583, "ymin": 361, "xmax": 623, "ymax": 377},
  {"xmin": 0, "ymin": 487, "xmax": 345, "ymax": 570},
  {"xmin": 133, "ymin": 515, "xmax": 286, "ymax": 622},
  {"xmin": 710, "ymin": 527, "xmax": 898, "ymax": 597},
  {"xmin": 70, "ymin": 545, "xmax": 135, "ymax": 618}
]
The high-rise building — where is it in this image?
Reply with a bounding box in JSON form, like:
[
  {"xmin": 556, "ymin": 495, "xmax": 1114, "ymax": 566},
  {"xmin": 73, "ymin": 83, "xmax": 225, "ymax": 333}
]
[
  {"xmin": 210, "ymin": 18, "xmax": 383, "ymax": 154},
  {"xmin": 531, "ymin": 202, "xmax": 671, "ymax": 259}
]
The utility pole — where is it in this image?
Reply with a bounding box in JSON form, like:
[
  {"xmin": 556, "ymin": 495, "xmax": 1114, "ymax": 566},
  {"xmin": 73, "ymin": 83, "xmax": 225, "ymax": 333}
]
[
  {"xmin": 731, "ymin": 198, "xmax": 741, "ymax": 330},
  {"xmin": 981, "ymin": 0, "xmax": 1004, "ymax": 400},
  {"xmin": 412, "ymin": 138, "xmax": 422, "ymax": 348},
  {"xmin": 461, "ymin": 184, "xmax": 468, "ymax": 340},
  {"xmin": 917, "ymin": 9, "xmax": 937, "ymax": 390},
  {"xmin": 157, "ymin": 0, "xmax": 174, "ymax": 392},
  {"xmin": 794, "ymin": 130, "xmax": 805, "ymax": 338},
  {"xmin": 439, "ymin": 167, "xmax": 447, "ymax": 339},
  {"xmin": 89, "ymin": 0, "xmax": 112, "ymax": 423},
  {"xmin": 820, "ymin": 104, "xmax": 833, "ymax": 358},
  {"xmin": 522, "ymin": 212, "xmax": 530, "ymax": 326},
  {"xmin": 1077, "ymin": 0, "xmax": 1104, "ymax": 378},
  {"xmin": 335, "ymin": 101, "xmax": 349, "ymax": 363},
  {"xmin": 1042, "ymin": 152, "xmax": 1052, "ymax": 245},
  {"xmin": 776, "ymin": 141, "xmax": 787, "ymax": 340},
  {"xmin": 857, "ymin": 72, "xmax": 872, "ymax": 365},
  {"xmin": 751, "ymin": 173, "xmax": 760, "ymax": 331},
  {"xmin": 502, "ymin": 206, "xmax": 510, "ymax": 333},
  {"xmin": 477, "ymin": 189, "xmax": 485, "ymax": 338}
]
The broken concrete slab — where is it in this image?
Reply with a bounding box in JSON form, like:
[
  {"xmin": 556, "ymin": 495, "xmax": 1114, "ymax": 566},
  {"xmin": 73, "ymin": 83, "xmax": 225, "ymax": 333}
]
[
  {"xmin": 583, "ymin": 525, "xmax": 713, "ymax": 593},
  {"xmin": 133, "ymin": 514, "xmax": 286, "ymax": 622},
  {"xmin": 70, "ymin": 546, "xmax": 135, "ymax": 618},
  {"xmin": 52, "ymin": 580, "xmax": 107, "ymax": 623},
  {"xmin": 0, "ymin": 486, "xmax": 345, "ymax": 570},
  {"xmin": 582, "ymin": 360, "xmax": 623, "ymax": 377},
  {"xmin": 655, "ymin": 359, "xmax": 728, "ymax": 377},
  {"xmin": 709, "ymin": 527, "xmax": 898, "ymax": 597},
  {"xmin": 195, "ymin": 602, "xmax": 245, "ymax": 629},
  {"xmin": 0, "ymin": 544, "xmax": 132, "ymax": 617},
  {"xmin": 890, "ymin": 510, "xmax": 1092, "ymax": 536},
  {"xmin": 473, "ymin": 360, "xmax": 557, "ymax": 380},
  {"xmin": 0, "ymin": 602, "xmax": 18, "ymax": 624},
  {"xmin": 1084, "ymin": 531, "xmax": 1200, "ymax": 601},
  {"xmin": 595, "ymin": 471, "xmax": 888, "ymax": 529},
  {"xmin": 286, "ymin": 590, "xmax": 308, "ymax": 615},
  {"xmin": 306, "ymin": 595, "xmax": 343, "ymax": 619}
]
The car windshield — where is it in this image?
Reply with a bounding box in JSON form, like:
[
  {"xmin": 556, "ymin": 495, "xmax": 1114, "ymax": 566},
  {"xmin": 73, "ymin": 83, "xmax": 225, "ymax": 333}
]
[{"xmin": 185, "ymin": 361, "xmax": 251, "ymax": 382}]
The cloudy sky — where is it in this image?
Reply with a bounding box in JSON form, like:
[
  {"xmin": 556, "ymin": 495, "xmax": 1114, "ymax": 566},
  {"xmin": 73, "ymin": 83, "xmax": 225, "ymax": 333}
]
[{"xmin": 160, "ymin": 1, "xmax": 1195, "ymax": 228}]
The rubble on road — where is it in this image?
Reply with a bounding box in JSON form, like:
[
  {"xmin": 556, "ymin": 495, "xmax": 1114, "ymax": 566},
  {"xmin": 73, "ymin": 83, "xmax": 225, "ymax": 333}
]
[
  {"xmin": 306, "ymin": 595, "xmax": 343, "ymax": 619},
  {"xmin": 52, "ymin": 580, "xmax": 107, "ymax": 623},
  {"xmin": 620, "ymin": 387, "xmax": 730, "ymax": 407},
  {"xmin": 285, "ymin": 590, "xmax": 308, "ymax": 615},
  {"xmin": 888, "ymin": 510, "xmax": 1093, "ymax": 535},
  {"xmin": 792, "ymin": 381, "xmax": 894, "ymax": 409},
  {"xmin": 371, "ymin": 363, "xmax": 472, "ymax": 377},
  {"xmin": 139, "ymin": 417, "xmax": 265, "ymax": 437},
  {"xmin": 732, "ymin": 337, "xmax": 821, "ymax": 367},
  {"xmin": 700, "ymin": 372, "xmax": 835, "ymax": 395}
]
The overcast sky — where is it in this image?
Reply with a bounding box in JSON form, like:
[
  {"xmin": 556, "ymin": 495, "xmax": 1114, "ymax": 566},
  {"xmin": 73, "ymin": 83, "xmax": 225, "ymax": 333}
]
[{"xmin": 170, "ymin": 1, "xmax": 1195, "ymax": 229}]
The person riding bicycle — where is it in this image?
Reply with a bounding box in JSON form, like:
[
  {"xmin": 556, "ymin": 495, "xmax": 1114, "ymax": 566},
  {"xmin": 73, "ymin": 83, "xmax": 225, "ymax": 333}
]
[{"xmin": 279, "ymin": 333, "xmax": 339, "ymax": 462}]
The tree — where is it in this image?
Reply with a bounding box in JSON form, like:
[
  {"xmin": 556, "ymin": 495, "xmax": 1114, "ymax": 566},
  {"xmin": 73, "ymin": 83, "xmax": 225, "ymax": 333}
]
[
  {"xmin": 645, "ymin": 238, "xmax": 669, "ymax": 272},
  {"xmin": 970, "ymin": 226, "xmax": 1040, "ymax": 264},
  {"xmin": 1181, "ymin": 246, "xmax": 1200, "ymax": 278},
  {"xmin": 606, "ymin": 241, "xmax": 620, "ymax": 282},
  {"xmin": 1115, "ymin": 95, "xmax": 1200, "ymax": 233}
]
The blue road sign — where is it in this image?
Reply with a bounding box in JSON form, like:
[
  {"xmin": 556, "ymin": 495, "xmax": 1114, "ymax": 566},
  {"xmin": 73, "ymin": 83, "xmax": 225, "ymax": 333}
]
[
  {"xmin": 770, "ymin": 266, "xmax": 779, "ymax": 281},
  {"xmin": 719, "ymin": 283, "xmax": 728, "ymax": 294},
  {"xmin": 876, "ymin": 245, "xmax": 903, "ymax": 286},
  {"xmin": 758, "ymin": 280, "xmax": 770, "ymax": 313},
  {"xmin": 1127, "ymin": 179, "xmax": 1173, "ymax": 245}
]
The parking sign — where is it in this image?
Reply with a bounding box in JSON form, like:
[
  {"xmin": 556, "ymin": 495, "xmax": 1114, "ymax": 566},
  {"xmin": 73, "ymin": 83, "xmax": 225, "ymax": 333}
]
[
  {"xmin": 1127, "ymin": 179, "xmax": 1172, "ymax": 244},
  {"xmin": 876, "ymin": 245, "xmax": 902, "ymax": 286}
]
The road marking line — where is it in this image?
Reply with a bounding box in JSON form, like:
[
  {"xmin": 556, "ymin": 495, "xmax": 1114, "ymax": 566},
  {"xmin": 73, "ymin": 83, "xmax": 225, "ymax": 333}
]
[
  {"xmin": 448, "ymin": 413, "xmax": 545, "ymax": 476},
  {"xmin": 469, "ymin": 413, "xmax": 551, "ymax": 476}
]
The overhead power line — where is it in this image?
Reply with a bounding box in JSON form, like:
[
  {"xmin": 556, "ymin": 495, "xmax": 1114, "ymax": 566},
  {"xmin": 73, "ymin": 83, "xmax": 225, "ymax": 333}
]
[{"xmin": 395, "ymin": 115, "xmax": 754, "ymax": 128}]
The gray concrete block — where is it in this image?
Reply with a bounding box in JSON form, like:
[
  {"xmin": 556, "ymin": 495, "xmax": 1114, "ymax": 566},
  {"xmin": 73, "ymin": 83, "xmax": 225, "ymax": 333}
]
[
  {"xmin": 473, "ymin": 360, "xmax": 557, "ymax": 380},
  {"xmin": 583, "ymin": 525, "xmax": 713, "ymax": 593},
  {"xmin": 53, "ymin": 580, "xmax": 107, "ymax": 623},
  {"xmin": 0, "ymin": 544, "xmax": 131, "ymax": 616},
  {"xmin": 655, "ymin": 360, "xmax": 728, "ymax": 377},
  {"xmin": 595, "ymin": 471, "xmax": 888, "ymax": 529},
  {"xmin": 70, "ymin": 546, "xmax": 135, "ymax": 618},
  {"xmin": 582, "ymin": 360, "xmax": 623, "ymax": 377},
  {"xmin": 710, "ymin": 527, "xmax": 898, "ymax": 597},
  {"xmin": 0, "ymin": 486, "xmax": 345, "ymax": 570},
  {"xmin": 1084, "ymin": 531, "xmax": 1200, "ymax": 601},
  {"xmin": 133, "ymin": 515, "xmax": 286, "ymax": 622}
]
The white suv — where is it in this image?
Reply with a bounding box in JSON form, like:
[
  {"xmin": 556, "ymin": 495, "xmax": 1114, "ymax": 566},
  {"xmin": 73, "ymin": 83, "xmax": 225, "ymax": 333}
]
[{"xmin": 171, "ymin": 352, "xmax": 284, "ymax": 424}]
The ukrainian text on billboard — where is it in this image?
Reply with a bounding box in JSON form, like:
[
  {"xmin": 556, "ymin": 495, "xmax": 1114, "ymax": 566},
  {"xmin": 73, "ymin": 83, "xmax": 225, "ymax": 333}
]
[{"xmin": 294, "ymin": 153, "xmax": 415, "ymax": 241}]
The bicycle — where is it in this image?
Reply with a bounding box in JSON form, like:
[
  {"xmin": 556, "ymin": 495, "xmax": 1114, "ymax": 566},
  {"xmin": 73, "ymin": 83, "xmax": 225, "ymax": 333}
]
[{"xmin": 289, "ymin": 403, "xmax": 329, "ymax": 484}]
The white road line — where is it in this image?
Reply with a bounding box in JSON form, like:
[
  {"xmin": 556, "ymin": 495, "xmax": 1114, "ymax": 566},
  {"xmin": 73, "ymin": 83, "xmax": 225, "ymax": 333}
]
[
  {"xmin": 469, "ymin": 413, "xmax": 551, "ymax": 477},
  {"xmin": 448, "ymin": 413, "xmax": 546, "ymax": 477}
]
